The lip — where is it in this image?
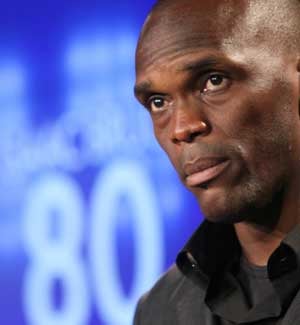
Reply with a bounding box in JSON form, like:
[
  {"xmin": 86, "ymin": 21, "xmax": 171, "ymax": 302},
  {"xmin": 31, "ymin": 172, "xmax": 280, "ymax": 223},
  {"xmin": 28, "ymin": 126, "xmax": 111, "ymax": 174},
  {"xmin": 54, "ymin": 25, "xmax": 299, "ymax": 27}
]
[{"xmin": 184, "ymin": 158, "xmax": 230, "ymax": 187}]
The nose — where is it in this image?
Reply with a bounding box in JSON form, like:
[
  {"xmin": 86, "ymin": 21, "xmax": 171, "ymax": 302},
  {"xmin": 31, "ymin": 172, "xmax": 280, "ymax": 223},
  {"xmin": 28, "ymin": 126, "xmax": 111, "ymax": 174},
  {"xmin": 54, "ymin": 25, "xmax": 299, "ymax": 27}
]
[{"xmin": 171, "ymin": 105, "xmax": 210, "ymax": 144}]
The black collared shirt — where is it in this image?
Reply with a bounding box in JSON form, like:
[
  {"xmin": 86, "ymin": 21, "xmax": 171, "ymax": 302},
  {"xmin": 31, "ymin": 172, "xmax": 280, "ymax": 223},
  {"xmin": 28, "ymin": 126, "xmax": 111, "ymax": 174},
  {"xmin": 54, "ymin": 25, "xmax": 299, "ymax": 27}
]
[{"xmin": 176, "ymin": 221, "xmax": 300, "ymax": 324}]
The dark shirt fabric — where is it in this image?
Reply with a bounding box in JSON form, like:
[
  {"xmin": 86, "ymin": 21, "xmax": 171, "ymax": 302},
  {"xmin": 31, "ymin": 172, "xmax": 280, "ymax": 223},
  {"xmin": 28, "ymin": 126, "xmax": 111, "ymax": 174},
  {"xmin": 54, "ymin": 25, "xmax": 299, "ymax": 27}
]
[{"xmin": 134, "ymin": 221, "xmax": 300, "ymax": 325}]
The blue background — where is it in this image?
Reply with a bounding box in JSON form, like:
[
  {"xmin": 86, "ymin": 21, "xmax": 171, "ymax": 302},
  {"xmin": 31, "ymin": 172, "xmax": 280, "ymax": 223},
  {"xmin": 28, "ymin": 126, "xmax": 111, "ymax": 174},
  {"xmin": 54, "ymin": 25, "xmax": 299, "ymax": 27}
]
[{"xmin": 0, "ymin": 1, "xmax": 203, "ymax": 324}]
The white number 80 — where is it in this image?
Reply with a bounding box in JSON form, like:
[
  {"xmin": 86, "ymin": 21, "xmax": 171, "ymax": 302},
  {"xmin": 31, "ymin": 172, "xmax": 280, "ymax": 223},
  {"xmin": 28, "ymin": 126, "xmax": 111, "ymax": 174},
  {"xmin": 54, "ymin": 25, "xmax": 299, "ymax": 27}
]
[{"xmin": 23, "ymin": 160, "xmax": 163, "ymax": 325}]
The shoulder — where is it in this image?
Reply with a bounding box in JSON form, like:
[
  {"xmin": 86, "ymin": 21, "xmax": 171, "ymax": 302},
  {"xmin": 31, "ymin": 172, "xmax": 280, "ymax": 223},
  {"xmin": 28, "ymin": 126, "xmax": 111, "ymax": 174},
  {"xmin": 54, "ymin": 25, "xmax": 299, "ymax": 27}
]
[
  {"xmin": 134, "ymin": 264, "xmax": 184, "ymax": 324},
  {"xmin": 134, "ymin": 264, "xmax": 205, "ymax": 325},
  {"xmin": 143, "ymin": 263, "xmax": 185, "ymax": 302}
]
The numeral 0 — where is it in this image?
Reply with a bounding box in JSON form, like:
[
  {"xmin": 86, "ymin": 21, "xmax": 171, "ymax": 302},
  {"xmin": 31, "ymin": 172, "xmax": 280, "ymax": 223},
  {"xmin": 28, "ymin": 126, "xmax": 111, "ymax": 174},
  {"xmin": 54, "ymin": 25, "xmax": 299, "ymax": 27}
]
[{"xmin": 90, "ymin": 160, "xmax": 163, "ymax": 325}]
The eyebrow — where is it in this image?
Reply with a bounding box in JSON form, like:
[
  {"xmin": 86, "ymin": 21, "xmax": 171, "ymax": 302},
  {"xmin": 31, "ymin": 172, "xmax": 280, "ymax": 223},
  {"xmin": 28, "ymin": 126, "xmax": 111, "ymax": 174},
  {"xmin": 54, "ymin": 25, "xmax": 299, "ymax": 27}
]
[
  {"xmin": 134, "ymin": 81, "xmax": 152, "ymax": 97},
  {"xmin": 134, "ymin": 55, "xmax": 228, "ymax": 98},
  {"xmin": 179, "ymin": 56, "xmax": 220, "ymax": 72}
]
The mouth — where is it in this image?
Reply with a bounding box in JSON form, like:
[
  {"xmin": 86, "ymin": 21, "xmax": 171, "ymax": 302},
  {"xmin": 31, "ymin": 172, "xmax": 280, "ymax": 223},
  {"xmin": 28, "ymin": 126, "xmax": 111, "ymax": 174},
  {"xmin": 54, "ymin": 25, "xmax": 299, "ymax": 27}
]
[{"xmin": 184, "ymin": 158, "xmax": 230, "ymax": 187}]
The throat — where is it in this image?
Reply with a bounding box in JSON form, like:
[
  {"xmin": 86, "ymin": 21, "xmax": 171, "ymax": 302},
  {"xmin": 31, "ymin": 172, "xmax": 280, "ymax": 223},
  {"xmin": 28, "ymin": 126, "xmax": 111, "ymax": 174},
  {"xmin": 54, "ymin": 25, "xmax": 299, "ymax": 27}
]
[
  {"xmin": 234, "ymin": 184, "xmax": 300, "ymax": 266},
  {"xmin": 234, "ymin": 222, "xmax": 283, "ymax": 266}
]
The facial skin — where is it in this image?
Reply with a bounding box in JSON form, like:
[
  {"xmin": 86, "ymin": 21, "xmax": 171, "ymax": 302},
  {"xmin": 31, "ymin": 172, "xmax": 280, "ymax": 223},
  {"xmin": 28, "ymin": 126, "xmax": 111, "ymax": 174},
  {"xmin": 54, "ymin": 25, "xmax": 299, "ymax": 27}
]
[{"xmin": 135, "ymin": 0, "xmax": 300, "ymax": 227}]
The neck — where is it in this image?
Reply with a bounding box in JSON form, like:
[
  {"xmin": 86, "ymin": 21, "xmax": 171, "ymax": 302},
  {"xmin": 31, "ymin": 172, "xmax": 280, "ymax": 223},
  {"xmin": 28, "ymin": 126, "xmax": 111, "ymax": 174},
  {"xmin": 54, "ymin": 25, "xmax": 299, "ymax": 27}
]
[
  {"xmin": 234, "ymin": 182, "xmax": 300, "ymax": 266},
  {"xmin": 234, "ymin": 223, "xmax": 284, "ymax": 266}
]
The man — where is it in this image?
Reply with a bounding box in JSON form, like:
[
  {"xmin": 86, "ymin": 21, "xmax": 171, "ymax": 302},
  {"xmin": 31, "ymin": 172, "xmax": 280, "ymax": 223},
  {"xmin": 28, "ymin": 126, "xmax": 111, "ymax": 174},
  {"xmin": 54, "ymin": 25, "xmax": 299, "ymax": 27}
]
[{"xmin": 133, "ymin": 0, "xmax": 300, "ymax": 324}]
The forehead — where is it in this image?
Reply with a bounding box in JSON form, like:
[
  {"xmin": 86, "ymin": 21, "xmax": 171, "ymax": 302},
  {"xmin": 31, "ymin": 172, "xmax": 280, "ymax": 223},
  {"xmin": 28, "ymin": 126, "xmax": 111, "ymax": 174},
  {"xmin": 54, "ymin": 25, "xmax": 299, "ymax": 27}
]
[
  {"xmin": 135, "ymin": 0, "xmax": 294, "ymax": 76},
  {"xmin": 136, "ymin": 0, "xmax": 246, "ymax": 71}
]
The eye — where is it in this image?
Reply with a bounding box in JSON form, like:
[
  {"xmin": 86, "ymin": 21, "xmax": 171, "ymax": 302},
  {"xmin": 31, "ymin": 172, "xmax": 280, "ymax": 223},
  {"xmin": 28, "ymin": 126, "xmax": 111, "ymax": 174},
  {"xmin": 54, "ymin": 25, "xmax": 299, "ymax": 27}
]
[
  {"xmin": 147, "ymin": 96, "xmax": 168, "ymax": 113},
  {"xmin": 202, "ymin": 74, "xmax": 231, "ymax": 94}
]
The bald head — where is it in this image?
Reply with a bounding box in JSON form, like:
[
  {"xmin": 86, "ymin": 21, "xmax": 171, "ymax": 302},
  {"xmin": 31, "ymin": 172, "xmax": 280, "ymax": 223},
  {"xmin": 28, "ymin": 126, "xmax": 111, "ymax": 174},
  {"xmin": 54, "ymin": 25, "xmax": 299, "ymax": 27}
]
[
  {"xmin": 134, "ymin": 0, "xmax": 300, "ymax": 224},
  {"xmin": 136, "ymin": 0, "xmax": 300, "ymax": 72}
]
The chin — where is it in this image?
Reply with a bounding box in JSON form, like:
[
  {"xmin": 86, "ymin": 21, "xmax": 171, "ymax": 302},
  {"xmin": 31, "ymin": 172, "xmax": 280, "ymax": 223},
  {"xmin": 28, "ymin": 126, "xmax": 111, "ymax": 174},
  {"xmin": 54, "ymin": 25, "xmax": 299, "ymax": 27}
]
[
  {"xmin": 201, "ymin": 205, "xmax": 246, "ymax": 224},
  {"xmin": 195, "ymin": 197, "xmax": 236, "ymax": 224},
  {"xmin": 193, "ymin": 179, "xmax": 276, "ymax": 225},
  {"xmin": 198, "ymin": 196, "xmax": 245, "ymax": 224}
]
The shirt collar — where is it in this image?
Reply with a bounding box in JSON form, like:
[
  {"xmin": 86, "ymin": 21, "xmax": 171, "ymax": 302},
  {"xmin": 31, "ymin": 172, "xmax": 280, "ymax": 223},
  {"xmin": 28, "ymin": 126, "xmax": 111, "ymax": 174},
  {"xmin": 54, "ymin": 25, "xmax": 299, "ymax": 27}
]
[
  {"xmin": 176, "ymin": 221, "xmax": 300, "ymax": 280},
  {"xmin": 176, "ymin": 220, "xmax": 239, "ymax": 277},
  {"xmin": 176, "ymin": 221, "xmax": 300, "ymax": 323}
]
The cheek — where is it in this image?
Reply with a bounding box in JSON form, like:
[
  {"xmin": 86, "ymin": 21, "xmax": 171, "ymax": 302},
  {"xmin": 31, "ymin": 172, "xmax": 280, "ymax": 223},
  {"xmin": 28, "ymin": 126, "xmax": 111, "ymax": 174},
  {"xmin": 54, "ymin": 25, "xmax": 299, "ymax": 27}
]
[
  {"xmin": 153, "ymin": 123, "xmax": 166, "ymax": 148},
  {"xmin": 209, "ymin": 85, "xmax": 285, "ymax": 155},
  {"xmin": 154, "ymin": 125, "xmax": 183, "ymax": 172},
  {"xmin": 154, "ymin": 125, "xmax": 173, "ymax": 157},
  {"xmin": 215, "ymin": 77, "xmax": 295, "ymax": 141},
  {"xmin": 217, "ymin": 89, "xmax": 293, "ymax": 174}
]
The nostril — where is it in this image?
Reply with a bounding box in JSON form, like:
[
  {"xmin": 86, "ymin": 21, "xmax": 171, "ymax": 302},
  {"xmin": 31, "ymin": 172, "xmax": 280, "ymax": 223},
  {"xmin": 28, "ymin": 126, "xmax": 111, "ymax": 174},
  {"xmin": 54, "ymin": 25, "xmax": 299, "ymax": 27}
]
[
  {"xmin": 172, "ymin": 120, "xmax": 210, "ymax": 144},
  {"xmin": 172, "ymin": 128, "xmax": 193, "ymax": 144}
]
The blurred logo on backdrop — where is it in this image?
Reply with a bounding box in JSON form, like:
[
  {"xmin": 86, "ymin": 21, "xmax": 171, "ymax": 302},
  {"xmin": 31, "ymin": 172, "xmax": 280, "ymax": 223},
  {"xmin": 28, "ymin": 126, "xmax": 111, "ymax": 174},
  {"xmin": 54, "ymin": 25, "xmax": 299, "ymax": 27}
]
[{"xmin": 0, "ymin": 28, "xmax": 188, "ymax": 325}]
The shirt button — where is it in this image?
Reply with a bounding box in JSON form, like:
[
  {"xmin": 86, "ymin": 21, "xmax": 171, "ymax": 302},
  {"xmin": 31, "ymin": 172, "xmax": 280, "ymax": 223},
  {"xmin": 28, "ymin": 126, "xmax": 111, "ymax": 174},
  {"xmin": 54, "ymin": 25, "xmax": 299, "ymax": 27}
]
[{"xmin": 186, "ymin": 252, "xmax": 199, "ymax": 270}]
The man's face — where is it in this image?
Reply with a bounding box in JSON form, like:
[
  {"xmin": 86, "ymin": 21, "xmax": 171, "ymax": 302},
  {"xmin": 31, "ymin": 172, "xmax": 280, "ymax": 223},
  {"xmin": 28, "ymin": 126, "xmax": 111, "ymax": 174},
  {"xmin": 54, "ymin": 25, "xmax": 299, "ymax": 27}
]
[{"xmin": 135, "ymin": 0, "xmax": 300, "ymax": 223}]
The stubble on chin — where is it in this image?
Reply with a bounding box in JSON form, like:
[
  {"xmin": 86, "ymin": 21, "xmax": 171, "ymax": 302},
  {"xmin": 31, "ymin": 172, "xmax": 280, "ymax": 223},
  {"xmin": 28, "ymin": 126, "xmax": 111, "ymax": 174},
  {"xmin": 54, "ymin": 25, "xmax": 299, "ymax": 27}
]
[{"xmin": 198, "ymin": 174, "xmax": 282, "ymax": 225}]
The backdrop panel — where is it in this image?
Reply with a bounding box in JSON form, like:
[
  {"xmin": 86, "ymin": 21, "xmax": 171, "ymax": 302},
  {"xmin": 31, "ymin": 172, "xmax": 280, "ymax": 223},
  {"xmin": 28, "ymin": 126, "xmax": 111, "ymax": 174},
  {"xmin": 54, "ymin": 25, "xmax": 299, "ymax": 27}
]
[{"xmin": 0, "ymin": 1, "xmax": 203, "ymax": 324}]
